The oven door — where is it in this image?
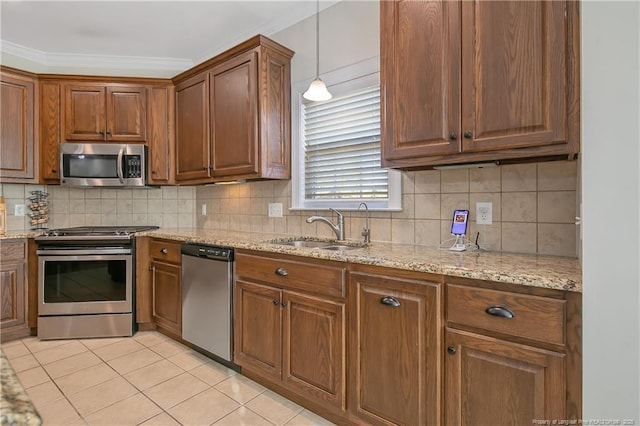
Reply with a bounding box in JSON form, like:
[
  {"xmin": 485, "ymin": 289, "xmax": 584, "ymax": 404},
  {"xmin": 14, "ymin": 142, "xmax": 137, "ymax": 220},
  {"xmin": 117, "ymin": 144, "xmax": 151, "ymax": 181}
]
[{"xmin": 38, "ymin": 249, "xmax": 133, "ymax": 316}]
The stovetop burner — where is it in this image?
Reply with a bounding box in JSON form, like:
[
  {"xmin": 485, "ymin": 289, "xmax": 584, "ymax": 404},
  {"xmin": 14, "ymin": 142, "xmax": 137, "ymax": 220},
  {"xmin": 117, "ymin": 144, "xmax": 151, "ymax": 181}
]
[{"xmin": 37, "ymin": 225, "xmax": 159, "ymax": 240}]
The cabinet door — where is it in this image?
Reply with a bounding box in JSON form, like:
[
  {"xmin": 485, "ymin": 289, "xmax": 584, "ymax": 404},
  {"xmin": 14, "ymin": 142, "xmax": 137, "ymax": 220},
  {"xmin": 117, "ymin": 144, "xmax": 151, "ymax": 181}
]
[
  {"xmin": 381, "ymin": 0, "xmax": 461, "ymax": 165},
  {"xmin": 151, "ymin": 261, "xmax": 181, "ymax": 337},
  {"xmin": 175, "ymin": 72, "xmax": 211, "ymax": 182},
  {"xmin": 0, "ymin": 261, "xmax": 26, "ymax": 332},
  {"xmin": 106, "ymin": 85, "xmax": 147, "ymax": 142},
  {"xmin": 210, "ymin": 50, "xmax": 259, "ymax": 178},
  {"xmin": 461, "ymin": 1, "xmax": 569, "ymax": 152},
  {"xmin": 147, "ymin": 86, "xmax": 174, "ymax": 184},
  {"xmin": 63, "ymin": 84, "xmax": 106, "ymax": 141},
  {"xmin": 0, "ymin": 71, "xmax": 35, "ymax": 180},
  {"xmin": 445, "ymin": 328, "xmax": 565, "ymax": 425},
  {"xmin": 40, "ymin": 81, "xmax": 61, "ymax": 181},
  {"xmin": 283, "ymin": 291, "xmax": 345, "ymax": 411},
  {"xmin": 234, "ymin": 280, "xmax": 282, "ymax": 381},
  {"xmin": 349, "ymin": 272, "xmax": 441, "ymax": 426}
]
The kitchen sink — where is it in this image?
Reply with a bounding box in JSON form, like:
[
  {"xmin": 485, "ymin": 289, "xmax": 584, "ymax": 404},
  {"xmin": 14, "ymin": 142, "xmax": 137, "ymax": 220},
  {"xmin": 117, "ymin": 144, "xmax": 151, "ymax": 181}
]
[{"xmin": 269, "ymin": 239, "xmax": 365, "ymax": 251}]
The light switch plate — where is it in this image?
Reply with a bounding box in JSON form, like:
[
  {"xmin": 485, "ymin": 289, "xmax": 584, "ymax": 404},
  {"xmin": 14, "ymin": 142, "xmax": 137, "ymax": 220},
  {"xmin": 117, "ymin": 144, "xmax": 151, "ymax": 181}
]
[
  {"xmin": 268, "ymin": 203, "xmax": 283, "ymax": 218},
  {"xmin": 201, "ymin": 204, "xmax": 207, "ymax": 216},
  {"xmin": 476, "ymin": 202, "xmax": 492, "ymax": 225},
  {"xmin": 14, "ymin": 204, "xmax": 25, "ymax": 217}
]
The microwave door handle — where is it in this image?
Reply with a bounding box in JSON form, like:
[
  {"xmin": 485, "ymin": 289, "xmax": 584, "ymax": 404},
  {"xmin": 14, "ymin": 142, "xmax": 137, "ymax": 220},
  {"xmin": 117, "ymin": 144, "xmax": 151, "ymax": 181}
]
[{"xmin": 117, "ymin": 147, "xmax": 125, "ymax": 183}]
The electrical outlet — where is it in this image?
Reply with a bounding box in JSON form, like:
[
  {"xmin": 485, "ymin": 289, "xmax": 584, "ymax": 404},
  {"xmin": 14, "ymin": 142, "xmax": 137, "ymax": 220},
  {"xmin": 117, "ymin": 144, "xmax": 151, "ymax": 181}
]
[
  {"xmin": 14, "ymin": 204, "xmax": 25, "ymax": 217},
  {"xmin": 268, "ymin": 202, "xmax": 283, "ymax": 218},
  {"xmin": 201, "ymin": 203, "xmax": 207, "ymax": 216},
  {"xmin": 476, "ymin": 202, "xmax": 492, "ymax": 225}
]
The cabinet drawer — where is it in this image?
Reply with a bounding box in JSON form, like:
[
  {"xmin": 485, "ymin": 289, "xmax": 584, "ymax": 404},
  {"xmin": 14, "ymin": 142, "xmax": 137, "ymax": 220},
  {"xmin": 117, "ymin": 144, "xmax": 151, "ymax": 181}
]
[
  {"xmin": 0, "ymin": 240, "xmax": 26, "ymax": 261},
  {"xmin": 149, "ymin": 240, "xmax": 181, "ymax": 264},
  {"xmin": 446, "ymin": 284, "xmax": 566, "ymax": 346},
  {"xmin": 236, "ymin": 253, "xmax": 346, "ymax": 298}
]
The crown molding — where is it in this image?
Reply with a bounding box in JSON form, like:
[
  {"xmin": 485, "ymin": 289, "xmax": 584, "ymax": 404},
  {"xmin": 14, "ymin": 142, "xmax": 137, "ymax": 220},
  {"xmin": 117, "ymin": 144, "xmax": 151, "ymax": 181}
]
[{"xmin": 1, "ymin": 40, "xmax": 194, "ymax": 77}]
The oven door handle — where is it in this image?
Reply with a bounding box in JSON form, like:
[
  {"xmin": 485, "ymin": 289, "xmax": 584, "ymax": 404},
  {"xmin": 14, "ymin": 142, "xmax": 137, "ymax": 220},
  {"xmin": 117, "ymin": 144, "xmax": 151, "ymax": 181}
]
[
  {"xmin": 37, "ymin": 248, "xmax": 131, "ymax": 256},
  {"xmin": 117, "ymin": 147, "xmax": 125, "ymax": 183}
]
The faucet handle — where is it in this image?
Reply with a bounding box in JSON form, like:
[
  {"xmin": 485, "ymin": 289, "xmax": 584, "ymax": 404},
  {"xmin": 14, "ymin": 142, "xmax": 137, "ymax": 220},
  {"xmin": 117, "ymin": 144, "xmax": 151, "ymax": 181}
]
[{"xmin": 329, "ymin": 208, "xmax": 344, "ymax": 220}]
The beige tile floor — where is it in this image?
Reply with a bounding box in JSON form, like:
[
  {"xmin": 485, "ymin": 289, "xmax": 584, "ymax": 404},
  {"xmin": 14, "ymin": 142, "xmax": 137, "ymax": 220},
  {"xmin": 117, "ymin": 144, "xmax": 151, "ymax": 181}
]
[{"xmin": 1, "ymin": 332, "xmax": 336, "ymax": 426}]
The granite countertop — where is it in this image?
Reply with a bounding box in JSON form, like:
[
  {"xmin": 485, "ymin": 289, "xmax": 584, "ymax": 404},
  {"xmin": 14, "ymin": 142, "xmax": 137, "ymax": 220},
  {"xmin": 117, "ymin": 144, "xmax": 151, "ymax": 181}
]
[
  {"xmin": 143, "ymin": 228, "xmax": 582, "ymax": 292},
  {"xmin": 0, "ymin": 351, "xmax": 42, "ymax": 426},
  {"xmin": 0, "ymin": 231, "xmax": 39, "ymax": 240}
]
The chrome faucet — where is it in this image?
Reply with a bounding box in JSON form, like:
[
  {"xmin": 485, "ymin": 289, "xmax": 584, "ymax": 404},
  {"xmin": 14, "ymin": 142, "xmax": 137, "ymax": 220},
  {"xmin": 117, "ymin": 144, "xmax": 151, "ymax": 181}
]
[
  {"xmin": 306, "ymin": 208, "xmax": 345, "ymax": 240},
  {"xmin": 358, "ymin": 202, "xmax": 371, "ymax": 244}
]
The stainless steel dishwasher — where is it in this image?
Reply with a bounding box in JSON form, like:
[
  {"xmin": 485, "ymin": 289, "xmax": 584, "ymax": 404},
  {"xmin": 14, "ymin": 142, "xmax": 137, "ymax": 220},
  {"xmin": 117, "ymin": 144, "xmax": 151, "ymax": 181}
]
[{"xmin": 181, "ymin": 243, "xmax": 234, "ymax": 362}]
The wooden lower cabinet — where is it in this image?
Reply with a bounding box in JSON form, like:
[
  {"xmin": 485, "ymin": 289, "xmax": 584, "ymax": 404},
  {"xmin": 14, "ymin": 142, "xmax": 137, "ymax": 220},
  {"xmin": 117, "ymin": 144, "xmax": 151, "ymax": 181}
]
[
  {"xmin": 235, "ymin": 280, "xmax": 346, "ymax": 412},
  {"xmin": 0, "ymin": 239, "xmax": 30, "ymax": 342},
  {"xmin": 151, "ymin": 260, "xmax": 181, "ymax": 336},
  {"xmin": 348, "ymin": 269, "xmax": 441, "ymax": 426},
  {"xmin": 136, "ymin": 237, "xmax": 182, "ymax": 337},
  {"xmin": 234, "ymin": 251, "xmax": 346, "ymax": 418},
  {"xmin": 445, "ymin": 328, "xmax": 565, "ymax": 425}
]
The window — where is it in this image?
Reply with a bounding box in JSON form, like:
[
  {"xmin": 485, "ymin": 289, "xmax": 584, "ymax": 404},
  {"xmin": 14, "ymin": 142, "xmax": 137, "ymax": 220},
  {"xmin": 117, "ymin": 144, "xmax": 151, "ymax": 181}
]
[{"xmin": 292, "ymin": 59, "xmax": 401, "ymax": 210}]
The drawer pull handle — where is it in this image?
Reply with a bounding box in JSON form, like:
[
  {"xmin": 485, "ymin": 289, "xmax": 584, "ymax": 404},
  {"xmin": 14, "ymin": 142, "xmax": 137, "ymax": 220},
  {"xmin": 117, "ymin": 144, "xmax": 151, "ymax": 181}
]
[
  {"xmin": 380, "ymin": 296, "xmax": 400, "ymax": 307},
  {"xmin": 160, "ymin": 248, "xmax": 168, "ymax": 254},
  {"xmin": 273, "ymin": 299, "xmax": 279, "ymax": 305},
  {"xmin": 275, "ymin": 268, "xmax": 288, "ymax": 277},
  {"xmin": 447, "ymin": 346, "xmax": 456, "ymax": 355},
  {"xmin": 485, "ymin": 306, "xmax": 515, "ymax": 319}
]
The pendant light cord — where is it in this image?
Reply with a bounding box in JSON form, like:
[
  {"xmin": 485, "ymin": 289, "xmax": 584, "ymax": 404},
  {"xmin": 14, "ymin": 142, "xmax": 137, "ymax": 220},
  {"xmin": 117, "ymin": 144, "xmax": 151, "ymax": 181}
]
[{"xmin": 315, "ymin": 0, "xmax": 320, "ymax": 78}]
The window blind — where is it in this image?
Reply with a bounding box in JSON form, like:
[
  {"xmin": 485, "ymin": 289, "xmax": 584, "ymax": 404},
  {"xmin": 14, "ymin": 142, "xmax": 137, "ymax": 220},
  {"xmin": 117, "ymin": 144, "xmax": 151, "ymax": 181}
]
[{"xmin": 303, "ymin": 85, "xmax": 387, "ymax": 200}]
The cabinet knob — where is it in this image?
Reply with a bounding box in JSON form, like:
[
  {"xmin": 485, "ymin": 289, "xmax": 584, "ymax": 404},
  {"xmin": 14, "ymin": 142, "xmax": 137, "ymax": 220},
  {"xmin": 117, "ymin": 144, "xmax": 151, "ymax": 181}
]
[
  {"xmin": 51, "ymin": 169, "xmax": 57, "ymax": 173},
  {"xmin": 485, "ymin": 306, "xmax": 515, "ymax": 319},
  {"xmin": 447, "ymin": 346, "xmax": 456, "ymax": 355},
  {"xmin": 106, "ymin": 130, "xmax": 112, "ymax": 135},
  {"xmin": 151, "ymin": 170, "xmax": 157, "ymax": 175},
  {"xmin": 273, "ymin": 299, "xmax": 279, "ymax": 305},
  {"xmin": 281, "ymin": 301, "xmax": 287, "ymax": 308},
  {"xmin": 380, "ymin": 296, "xmax": 400, "ymax": 307},
  {"xmin": 160, "ymin": 248, "xmax": 168, "ymax": 254},
  {"xmin": 464, "ymin": 131, "xmax": 472, "ymax": 139},
  {"xmin": 449, "ymin": 132, "xmax": 457, "ymax": 141},
  {"xmin": 275, "ymin": 268, "xmax": 288, "ymax": 277},
  {"xmin": 148, "ymin": 266, "xmax": 154, "ymax": 271}
]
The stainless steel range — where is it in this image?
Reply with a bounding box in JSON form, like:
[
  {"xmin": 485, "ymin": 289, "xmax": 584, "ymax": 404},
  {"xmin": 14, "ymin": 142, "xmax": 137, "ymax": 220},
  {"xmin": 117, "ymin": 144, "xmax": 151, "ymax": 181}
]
[{"xmin": 35, "ymin": 226, "xmax": 158, "ymax": 340}]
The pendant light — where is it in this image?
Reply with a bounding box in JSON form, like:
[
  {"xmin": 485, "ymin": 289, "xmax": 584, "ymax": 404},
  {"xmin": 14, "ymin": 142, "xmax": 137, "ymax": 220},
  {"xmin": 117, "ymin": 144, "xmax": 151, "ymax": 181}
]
[{"xmin": 303, "ymin": 0, "xmax": 332, "ymax": 101}]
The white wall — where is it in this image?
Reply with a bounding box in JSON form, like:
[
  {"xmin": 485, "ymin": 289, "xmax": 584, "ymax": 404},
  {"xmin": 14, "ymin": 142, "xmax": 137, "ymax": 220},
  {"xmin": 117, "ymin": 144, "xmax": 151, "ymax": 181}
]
[
  {"xmin": 582, "ymin": 1, "xmax": 640, "ymax": 419},
  {"xmin": 271, "ymin": 0, "xmax": 379, "ymax": 83}
]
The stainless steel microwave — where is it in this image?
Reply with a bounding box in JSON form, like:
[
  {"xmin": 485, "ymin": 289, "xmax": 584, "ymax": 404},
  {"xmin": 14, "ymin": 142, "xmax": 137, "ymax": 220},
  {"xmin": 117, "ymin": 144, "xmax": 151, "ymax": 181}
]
[{"xmin": 60, "ymin": 143, "xmax": 147, "ymax": 187}]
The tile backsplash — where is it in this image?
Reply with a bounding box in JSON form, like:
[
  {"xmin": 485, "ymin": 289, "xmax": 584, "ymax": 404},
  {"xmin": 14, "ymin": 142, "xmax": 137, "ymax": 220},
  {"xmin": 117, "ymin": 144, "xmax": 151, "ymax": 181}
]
[{"xmin": 0, "ymin": 160, "xmax": 578, "ymax": 257}]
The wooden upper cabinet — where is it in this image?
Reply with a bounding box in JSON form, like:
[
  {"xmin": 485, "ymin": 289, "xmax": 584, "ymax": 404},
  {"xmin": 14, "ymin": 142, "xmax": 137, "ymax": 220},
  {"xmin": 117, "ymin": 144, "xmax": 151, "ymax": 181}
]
[
  {"xmin": 106, "ymin": 86, "xmax": 147, "ymax": 141},
  {"xmin": 445, "ymin": 328, "xmax": 566, "ymax": 424},
  {"xmin": 210, "ymin": 50, "xmax": 259, "ymax": 178},
  {"xmin": 0, "ymin": 69, "xmax": 37, "ymax": 182},
  {"xmin": 63, "ymin": 83, "xmax": 147, "ymax": 142},
  {"xmin": 173, "ymin": 35, "xmax": 293, "ymax": 184},
  {"xmin": 461, "ymin": 1, "xmax": 568, "ymax": 152},
  {"xmin": 39, "ymin": 81, "xmax": 61, "ymax": 182},
  {"xmin": 381, "ymin": 0, "xmax": 461, "ymax": 162},
  {"xmin": 381, "ymin": 0, "xmax": 580, "ymax": 169},
  {"xmin": 147, "ymin": 85, "xmax": 174, "ymax": 184},
  {"xmin": 175, "ymin": 72, "xmax": 210, "ymax": 182}
]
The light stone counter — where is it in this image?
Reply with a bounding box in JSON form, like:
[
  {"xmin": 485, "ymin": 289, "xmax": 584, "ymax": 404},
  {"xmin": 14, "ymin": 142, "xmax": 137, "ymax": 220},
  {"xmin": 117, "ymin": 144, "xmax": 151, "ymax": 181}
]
[
  {"xmin": 0, "ymin": 351, "xmax": 42, "ymax": 426},
  {"xmin": 142, "ymin": 228, "xmax": 582, "ymax": 292},
  {"xmin": 0, "ymin": 232, "xmax": 40, "ymax": 240}
]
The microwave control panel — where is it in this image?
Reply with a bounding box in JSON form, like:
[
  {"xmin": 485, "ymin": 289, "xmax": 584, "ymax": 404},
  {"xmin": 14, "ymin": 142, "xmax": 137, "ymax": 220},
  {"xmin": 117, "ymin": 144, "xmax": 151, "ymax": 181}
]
[{"xmin": 124, "ymin": 156, "xmax": 142, "ymax": 178}]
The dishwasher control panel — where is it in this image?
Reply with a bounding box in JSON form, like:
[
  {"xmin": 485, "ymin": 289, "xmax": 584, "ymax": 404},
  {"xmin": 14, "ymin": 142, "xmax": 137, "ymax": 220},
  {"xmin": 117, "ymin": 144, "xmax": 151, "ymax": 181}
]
[{"xmin": 181, "ymin": 244, "xmax": 233, "ymax": 261}]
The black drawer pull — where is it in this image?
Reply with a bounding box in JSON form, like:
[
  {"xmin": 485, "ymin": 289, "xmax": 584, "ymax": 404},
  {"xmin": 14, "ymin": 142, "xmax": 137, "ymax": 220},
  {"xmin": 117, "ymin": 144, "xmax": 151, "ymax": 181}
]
[
  {"xmin": 275, "ymin": 268, "xmax": 288, "ymax": 277},
  {"xmin": 380, "ymin": 296, "xmax": 400, "ymax": 307},
  {"xmin": 485, "ymin": 306, "xmax": 515, "ymax": 319},
  {"xmin": 273, "ymin": 299, "xmax": 279, "ymax": 305},
  {"xmin": 447, "ymin": 346, "xmax": 456, "ymax": 355}
]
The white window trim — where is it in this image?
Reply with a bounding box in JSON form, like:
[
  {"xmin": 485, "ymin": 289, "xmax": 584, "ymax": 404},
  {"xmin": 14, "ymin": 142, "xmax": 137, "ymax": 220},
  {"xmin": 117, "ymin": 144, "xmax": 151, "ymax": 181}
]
[{"xmin": 291, "ymin": 57, "xmax": 402, "ymax": 211}]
